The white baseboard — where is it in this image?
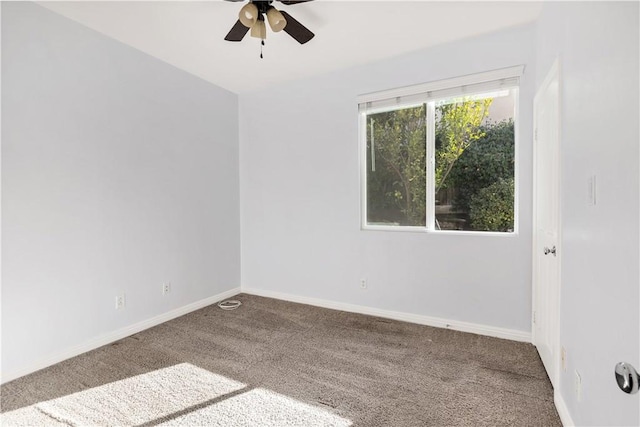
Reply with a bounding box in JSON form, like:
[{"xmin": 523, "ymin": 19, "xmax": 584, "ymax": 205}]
[
  {"xmin": 241, "ymin": 287, "xmax": 531, "ymax": 343},
  {"xmin": 1, "ymin": 287, "xmax": 241, "ymax": 384},
  {"xmin": 554, "ymin": 389, "xmax": 574, "ymax": 427}
]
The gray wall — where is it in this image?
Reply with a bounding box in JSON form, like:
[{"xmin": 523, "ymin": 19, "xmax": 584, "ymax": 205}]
[
  {"xmin": 1, "ymin": 2, "xmax": 240, "ymax": 379},
  {"xmin": 240, "ymin": 24, "xmax": 536, "ymax": 334},
  {"xmin": 535, "ymin": 2, "xmax": 639, "ymax": 425}
]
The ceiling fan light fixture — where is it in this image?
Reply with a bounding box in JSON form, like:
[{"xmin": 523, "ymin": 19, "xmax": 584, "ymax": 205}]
[
  {"xmin": 224, "ymin": 0, "xmax": 315, "ymax": 45},
  {"xmin": 266, "ymin": 7, "xmax": 287, "ymax": 32},
  {"xmin": 238, "ymin": 2, "xmax": 258, "ymax": 28},
  {"xmin": 250, "ymin": 19, "xmax": 267, "ymax": 39}
]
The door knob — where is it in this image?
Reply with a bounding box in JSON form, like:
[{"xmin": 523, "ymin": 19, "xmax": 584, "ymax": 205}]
[
  {"xmin": 544, "ymin": 246, "xmax": 557, "ymax": 256},
  {"xmin": 615, "ymin": 362, "xmax": 639, "ymax": 394}
]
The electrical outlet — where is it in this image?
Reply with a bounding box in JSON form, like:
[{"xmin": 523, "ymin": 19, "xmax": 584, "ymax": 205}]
[
  {"xmin": 574, "ymin": 370, "xmax": 582, "ymax": 402},
  {"xmin": 561, "ymin": 347, "xmax": 567, "ymax": 371},
  {"xmin": 360, "ymin": 279, "xmax": 367, "ymax": 289},
  {"xmin": 162, "ymin": 283, "xmax": 171, "ymax": 296},
  {"xmin": 115, "ymin": 293, "xmax": 126, "ymax": 310}
]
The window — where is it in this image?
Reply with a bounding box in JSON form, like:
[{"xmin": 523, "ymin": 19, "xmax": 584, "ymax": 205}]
[{"xmin": 359, "ymin": 67, "xmax": 521, "ymax": 233}]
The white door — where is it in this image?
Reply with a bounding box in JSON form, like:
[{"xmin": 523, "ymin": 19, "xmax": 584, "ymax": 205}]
[{"xmin": 532, "ymin": 60, "xmax": 561, "ymax": 387}]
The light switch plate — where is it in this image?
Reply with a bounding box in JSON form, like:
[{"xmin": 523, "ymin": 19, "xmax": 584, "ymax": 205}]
[{"xmin": 588, "ymin": 175, "xmax": 597, "ymax": 206}]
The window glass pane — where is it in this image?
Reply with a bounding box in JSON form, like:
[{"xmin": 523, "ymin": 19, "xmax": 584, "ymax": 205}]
[
  {"xmin": 434, "ymin": 90, "xmax": 516, "ymax": 232},
  {"xmin": 366, "ymin": 104, "xmax": 427, "ymax": 227}
]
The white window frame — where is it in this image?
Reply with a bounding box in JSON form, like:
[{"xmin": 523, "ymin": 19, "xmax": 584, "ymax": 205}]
[{"xmin": 359, "ymin": 66, "xmax": 524, "ymax": 235}]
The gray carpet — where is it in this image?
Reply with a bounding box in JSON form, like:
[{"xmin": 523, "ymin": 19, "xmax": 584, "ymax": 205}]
[{"xmin": 1, "ymin": 294, "xmax": 561, "ymax": 426}]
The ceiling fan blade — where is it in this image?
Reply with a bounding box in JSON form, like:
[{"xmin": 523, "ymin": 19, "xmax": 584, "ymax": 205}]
[
  {"xmin": 280, "ymin": 11, "xmax": 314, "ymax": 44},
  {"xmin": 224, "ymin": 20, "xmax": 250, "ymax": 42},
  {"xmin": 279, "ymin": 0, "xmax": 314, "ymax": 5}
]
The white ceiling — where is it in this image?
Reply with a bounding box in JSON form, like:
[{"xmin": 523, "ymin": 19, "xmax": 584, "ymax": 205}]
[{"xmin": 38, "ymin": 1, "xmax": 543, "ymax": 94}]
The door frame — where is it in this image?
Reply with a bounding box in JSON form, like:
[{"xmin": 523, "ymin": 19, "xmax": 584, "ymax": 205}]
[{"xmin": 532, "ymin": 58, "xmax": 562, "ymax": 387}]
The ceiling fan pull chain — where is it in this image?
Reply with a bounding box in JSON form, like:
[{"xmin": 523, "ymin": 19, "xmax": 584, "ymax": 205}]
[{"xmin": 260, "ymin": 39, "xmax": 265, "ymax": 59}]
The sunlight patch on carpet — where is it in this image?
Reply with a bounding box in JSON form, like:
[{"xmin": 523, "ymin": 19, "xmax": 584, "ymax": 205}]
[
  {"xmin": 0, "ymin": 406, "xmax": 68, "ymax": 426},
  {"xmin": 2, "ymin": 363, "xmax": 245, "ymax": 426}
]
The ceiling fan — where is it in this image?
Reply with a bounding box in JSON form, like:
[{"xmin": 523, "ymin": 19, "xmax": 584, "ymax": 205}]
[{"xmin": 224, "ymin": 0, "xmax": 315, "ymax": 45}]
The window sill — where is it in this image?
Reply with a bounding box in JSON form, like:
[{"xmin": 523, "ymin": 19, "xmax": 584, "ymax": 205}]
[{"xmin": 361, "ymin": 225, "xmax": 518, "ymax": 237}]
